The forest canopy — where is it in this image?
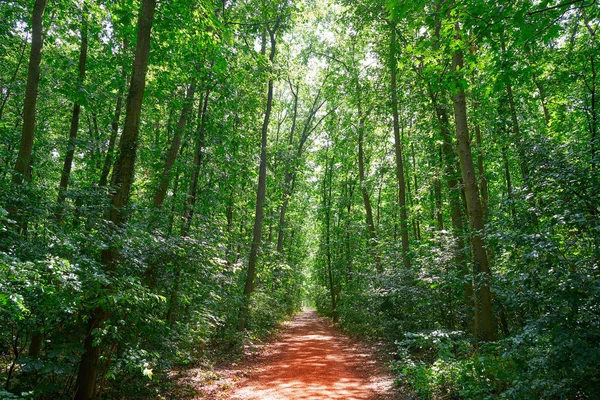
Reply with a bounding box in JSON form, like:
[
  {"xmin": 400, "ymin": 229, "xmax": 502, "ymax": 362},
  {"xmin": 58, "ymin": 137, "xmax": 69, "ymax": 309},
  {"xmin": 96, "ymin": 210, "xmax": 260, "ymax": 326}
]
[{"xmin": 1, "ymin": 0, "xmax": 599, "ymax": 398}]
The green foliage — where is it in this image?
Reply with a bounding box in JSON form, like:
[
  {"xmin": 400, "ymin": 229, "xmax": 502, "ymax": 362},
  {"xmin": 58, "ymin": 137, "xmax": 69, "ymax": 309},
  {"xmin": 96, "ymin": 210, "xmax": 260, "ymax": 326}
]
[
  {"xmin": 1, "ymin": 0, "xmax": 599, "ymax": 398},
  {"xmin": 392, "ymin": 338, "xmax": 517, "ymax": 400}
]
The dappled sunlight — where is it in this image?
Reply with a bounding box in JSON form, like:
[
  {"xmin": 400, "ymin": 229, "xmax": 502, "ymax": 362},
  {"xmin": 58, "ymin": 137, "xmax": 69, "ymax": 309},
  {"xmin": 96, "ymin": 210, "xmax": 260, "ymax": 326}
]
[{"xmin": 230, "ymin": 311, "xmax": 378, "ymax": 399}]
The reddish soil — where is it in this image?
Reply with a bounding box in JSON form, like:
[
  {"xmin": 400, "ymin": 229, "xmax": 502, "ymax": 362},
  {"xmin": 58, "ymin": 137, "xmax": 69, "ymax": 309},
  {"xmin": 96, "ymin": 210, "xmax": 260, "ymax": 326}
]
[
  {"xmin": 229, "ymin": 310, "xmax": 398, "ymax": 400},
  {"xmin": 173, "ymin": 310, "xmax": 406, "ymax": 399}
]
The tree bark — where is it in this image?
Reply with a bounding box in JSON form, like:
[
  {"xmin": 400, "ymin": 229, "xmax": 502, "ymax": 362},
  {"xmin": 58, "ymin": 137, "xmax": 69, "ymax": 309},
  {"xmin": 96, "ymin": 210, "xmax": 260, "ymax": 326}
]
[
  {"xmin": 99, "ymin": 45, "xmax": 128, "ymax": 187},
  {"xmin": 277, "ymin": 82, "xmax": 298, "ymax": 253},
  {"xmin": 390, "ymin": 26, "xmax": 410, "ymax": 269},
  {"xmin": 502, "ymin": 146, "xmax": 516, "ymax": 219},
  {"xmin": 323, "ymin": 145, "xmax": 337, "ymax": 320},
  {"xmin": 451, "ymin": 34, "xmax": 494, "ymax": 343},
  {"xmin": 153, "ymin": 81, "xmax": 196, "ymax": 208},
  {"xmin": 9, "ymin": 0, "xmax": 48, "ymax": 229},
  {"xmin": 74, "ymin": 0, "xmax": 156, "ymax": 397},
  {"xmin": 181, "ymin": 83, "xmax": 211, "ymax": 236},
  {"xmin": 238, "ymin": 27, "xmax": 277, "ymax": 331},
  {"xmin": 56, "ymin": 11, "xmax": 89, "ymax": 222},
  {"xmin": 435, "ymin": 148, "xmax": 444, "ymax": 232},
  {"xmin": 357, "ymin": 104, "xmax": 381, "ymax": 272},
  {"xmin": 534, "ymin": 79, "xmax": 551, "ymax": 126},
  {"xmin": 410, "ymin": 138, "xmax": 422, "ymax": 241},
  {"xmin": 433, "ymin": 99, "xmax": 473, "ymax": 311},
  {"xmin": 473, "ymin": 118, "xmax": 489, "ymax": 220}
]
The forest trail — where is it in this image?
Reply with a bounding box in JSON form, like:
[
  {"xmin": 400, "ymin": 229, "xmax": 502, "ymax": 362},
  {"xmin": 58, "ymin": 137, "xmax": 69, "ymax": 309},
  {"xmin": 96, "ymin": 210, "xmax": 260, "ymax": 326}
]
[{"xmin": 228, "ymin": 310, "xmax": 399, "ymax": 400}]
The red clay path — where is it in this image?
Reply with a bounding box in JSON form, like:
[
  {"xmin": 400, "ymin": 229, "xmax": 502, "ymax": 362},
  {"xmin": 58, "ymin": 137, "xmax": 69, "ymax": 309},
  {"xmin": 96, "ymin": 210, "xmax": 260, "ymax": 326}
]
[{"xmin": 229, "ymin": 310, "xmax": 397, "ymax": 400}]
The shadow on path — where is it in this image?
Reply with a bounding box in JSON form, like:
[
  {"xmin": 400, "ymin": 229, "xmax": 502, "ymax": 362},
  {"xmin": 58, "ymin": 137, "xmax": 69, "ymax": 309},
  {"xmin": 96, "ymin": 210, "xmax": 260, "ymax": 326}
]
[{"xmin": 230, "ymin": 310, "xmax": 392, "ymax": 400}]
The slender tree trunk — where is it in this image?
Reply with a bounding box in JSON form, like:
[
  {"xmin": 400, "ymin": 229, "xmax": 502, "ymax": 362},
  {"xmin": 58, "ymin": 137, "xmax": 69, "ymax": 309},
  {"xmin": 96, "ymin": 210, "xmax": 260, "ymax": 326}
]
[
  {"xmin": 390, "ymin": 26, "xmax": 410, "ymax": 268},
  {"xmin": 74, "ymin": 0, "xmax": 156, "ymax": 397},
  {"xmin": 324, "ymin": 146, "xmax": 337, "ymax": 320},
  {"xmin": 345, "ymin": 179, "xmax": 354, "ymax": 279},
  {"xmin": 28, "ymin": 332, "xmax": 42, "ymax": 358},
  {"xmin": 56, "ymin": 11, "xmax": 88, "ymax": 222},
  {"xmin": 406, "ymin": 156, "xmax": 417, "ymax": 238},
  {"xmin": 99, "ymin": 48, "xmax": 128, "ymax": 187},
  {"xmin": 589, "ymin": 56, "xmax": 598, "ymax": 193},
  {"xmin": 410, "ymin": 139, "xmax": 422, "ymax": 241},
  {"xmin": 505, "ymin": 82, "xmax": 529, "ymax": 182},
  {"xmin": 502, "ymin": 146, "xmax": 516, "ymax": 219},
  {"xmin": 357, "ymin": 105, "xmax": 381, "ymax": 272},
  {"xmin": 433, "ymin": 100, "xmax": 473, "ymax": 312},
  {"xmin": 153, "ymin": 82, "xmax": 196, "ymax": 208},
  {"xmin": 9, "ymin": 0, "xmax": 48, "ymax": 229},
  {"xmin": 473, "ymin": 118, "xmax": 489, "ymax": 220},
  {"xmin": 534, "ymin": 79, "xmax": 551, "ymax": 126},
  {"xmin": 276, "ymin": 83, "xmax": 298, "ymax": 253},
  {"xmin": 435, "ymin": 148, "xmax": 444, "ymax": 232},
  {"xmin": 238, "ymin": 28, "xmax": 277, "ymax": 331},
  {"xmin": 451, "ymin": 34, "xmax": 494, "ymax": 342},
  {"xmin": 166, "ymin": 171, "xmax": 180, "ymax": 235},
  {"xmin": 181, "ymin": 84, "xmax": 211, "ymax": 236},
  {"xmin": 165, "ymin": 85, "xmax": 209, "ymax": 325},
  {"xmin": 428, "ymin": 9, "xmax": 472, "ymax": 312},
  {"xmin": 581, "ymin": 11, "xmax": 599, "ymax": 261}
]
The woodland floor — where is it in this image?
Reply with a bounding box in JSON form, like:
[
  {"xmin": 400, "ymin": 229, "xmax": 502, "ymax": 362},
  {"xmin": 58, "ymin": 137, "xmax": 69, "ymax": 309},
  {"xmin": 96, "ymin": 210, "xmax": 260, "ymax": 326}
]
[{"xmin": 170, "ymin": 310, "xmax": 410, "ymax": 399}]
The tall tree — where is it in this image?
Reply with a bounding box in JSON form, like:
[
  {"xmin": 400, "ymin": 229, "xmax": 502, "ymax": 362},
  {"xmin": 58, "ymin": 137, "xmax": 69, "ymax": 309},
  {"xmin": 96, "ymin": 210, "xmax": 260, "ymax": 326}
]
[
  {"xmin": 390, "ymin": 24, "xmax": 410, "ymax": 268},
  {"xmin": 357, "ymin": 102, "xmax": 381, "ymax": 272},
  {"xmin": 239, "ymin": 19, "xmax": 281, "ymax": 331},
  {"xmin": 153, "ymin": 81, "xmax": 196, "ymax": 209},
  {"xmin": 9, "ymin": 0, "xmax": 48, "ymax": 229},
  {"xmin": 56, "ymin": 9, "xmax": 89, "ymax": 222},
  {"xmin": 181, "ymin": 81, "xmax": 211, "ymax": 236},
  {"xmin": 74, "ymin": 0, "xmax": 157, "ymax": 396},
  {"xmin": 99, "ymin": 43, "xmax": 128, "ymax": 187},
  {"xmin": 451, "ymin": 24, "xmax": 494, "ymax": 342}
]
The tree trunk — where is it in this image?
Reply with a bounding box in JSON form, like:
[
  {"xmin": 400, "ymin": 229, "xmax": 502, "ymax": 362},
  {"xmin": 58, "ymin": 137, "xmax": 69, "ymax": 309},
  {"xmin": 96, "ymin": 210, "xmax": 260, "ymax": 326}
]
[
  {"xmin": 74, "ymin": 0, "xmax": 156, "ymax": 397},
  {"xmin": 473, "ymin": 118, "xmax": 489, "ymax": 220},
  {"xmin": 276, "ymin": 82, "xmax": 298, "ymax": 253},
  {"xmin": 435, "ymin": 148, "xmax": 444, "ymax": 232},
  {"xmin": 502, "ymin": 146, "xmax": 516, "ymax": 219},
  {"xmin": 56, "ymin": 11, "xmax": 88, "ymax": 222},
  {"xmin": 153, "ymin": 82, "xmax": 196, "ymax": 208},
  {"xmin": 99, "ymin": 45, "xmax": 128, "ymax": 187},
  {"xmin": 357, "ymin": 105, "xmax": 381, "ymax": 272},
  {"xmin": 238, "ymin": 28, "xmax": 277, "ymax": 331},
  {"xmin": 181, "ymin": 84, "xmax": 211, "ymax": 236},
  {"xmin": 433, "ymin": 100, "xmax": 473, "ymax": 312},
  {"xmin": 9, "ymin": 0, "xmax": 48, "ymax": 229},
  {"xmin": 410, "ymin": 139, "xmax": 422, "ymax": 241},
  {"xmin": 390, "ymin": 26, "xmax": 410, "ymax": 269},
  {"xmin": 451, "ymin": 35, "xmax": 494, "ymax": 343},
  {"xmin": 324, "ymin": 146, "xmax": 337, "ymax": 320},
  {"xmin": 534, "ymin": 79, "xmax": 551, "ymax": 126},
  {"xmin": 505, "ymin": 80, "xmax": 529, "ymax": 182}
]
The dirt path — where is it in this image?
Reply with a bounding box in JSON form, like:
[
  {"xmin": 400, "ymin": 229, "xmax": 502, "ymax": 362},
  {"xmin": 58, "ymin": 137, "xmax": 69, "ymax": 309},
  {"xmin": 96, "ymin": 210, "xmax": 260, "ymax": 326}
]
[{"xmin": 228, "ymin": 310, "xmax": 398, "ymax": 400}]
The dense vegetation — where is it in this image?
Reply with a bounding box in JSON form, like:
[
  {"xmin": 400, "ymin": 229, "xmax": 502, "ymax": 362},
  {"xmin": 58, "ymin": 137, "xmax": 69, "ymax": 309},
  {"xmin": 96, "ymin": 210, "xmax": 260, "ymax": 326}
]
[{"xmin": 1, "ymin": 0, "xmax": 598, "ymax": 399}]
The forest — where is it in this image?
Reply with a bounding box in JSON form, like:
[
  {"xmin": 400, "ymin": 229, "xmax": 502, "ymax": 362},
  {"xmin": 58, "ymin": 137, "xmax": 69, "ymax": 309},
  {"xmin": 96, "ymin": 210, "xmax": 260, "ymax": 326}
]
[{"xmin": 1, "ymin": 0, "xmax": 599, "ymax": 398}]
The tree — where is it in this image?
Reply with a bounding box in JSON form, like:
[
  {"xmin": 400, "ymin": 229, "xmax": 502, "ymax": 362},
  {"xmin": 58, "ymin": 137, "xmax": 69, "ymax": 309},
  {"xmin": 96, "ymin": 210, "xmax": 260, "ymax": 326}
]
[
  {"xmin": 451, "ymin": 23, "xmax": 494, "ymax": 342},
  {"xmin": 389, "ymin": 24, "xmax": 411, "ymax": 269},
  {"xmin": 75, "ymin": 0, "xmax": 157, "ymax": 396},
  {"xmin": 8, "ymin": 0, "xmax": 48, "ymax": 231},
  {"xmin": 238, "ymin": 16, "xmax": 281, "ymax": 330},
  {"xmin": 56, "ymin": 8, "xmax": 89, "ymax": 222}
]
